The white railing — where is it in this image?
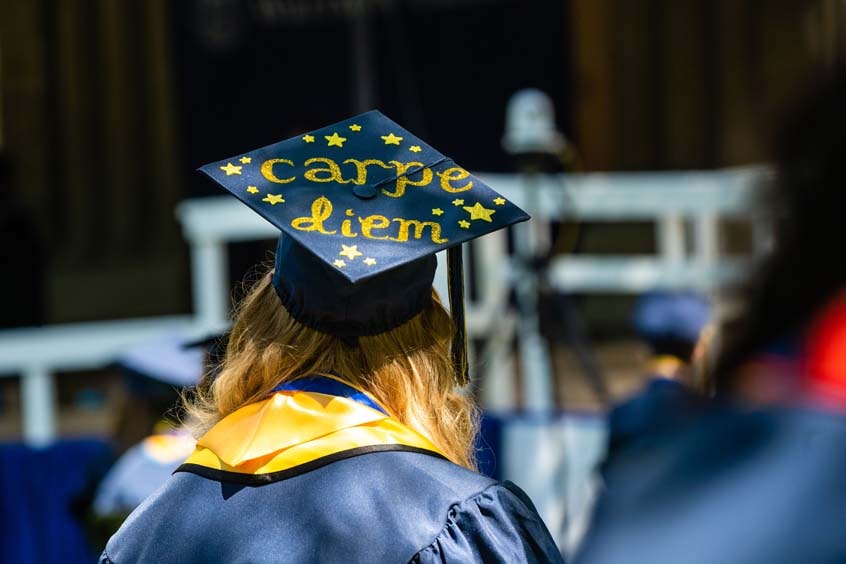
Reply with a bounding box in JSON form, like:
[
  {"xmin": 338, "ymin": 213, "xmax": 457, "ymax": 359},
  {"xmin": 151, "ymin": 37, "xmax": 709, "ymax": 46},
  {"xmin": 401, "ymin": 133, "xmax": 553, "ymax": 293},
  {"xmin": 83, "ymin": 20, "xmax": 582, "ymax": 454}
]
[
  {"xmin": 480, "ymin": 166, "xmax": 770, "ymax": 293},
  {"xmin": 0, "ymin": 317, "xmax": 199, "ymax": 445},
  {"xmin": 0, "ymin": 166, "xmax": 769, "ymax": 444}
]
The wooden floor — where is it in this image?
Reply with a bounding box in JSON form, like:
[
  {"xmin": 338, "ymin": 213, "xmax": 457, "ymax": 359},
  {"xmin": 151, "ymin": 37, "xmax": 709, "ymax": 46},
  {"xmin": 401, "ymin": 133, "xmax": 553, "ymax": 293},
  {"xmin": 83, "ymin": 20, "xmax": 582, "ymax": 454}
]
[{"xmin": 551, "ymin": 340, "xmax": 654, "ymax": 410}]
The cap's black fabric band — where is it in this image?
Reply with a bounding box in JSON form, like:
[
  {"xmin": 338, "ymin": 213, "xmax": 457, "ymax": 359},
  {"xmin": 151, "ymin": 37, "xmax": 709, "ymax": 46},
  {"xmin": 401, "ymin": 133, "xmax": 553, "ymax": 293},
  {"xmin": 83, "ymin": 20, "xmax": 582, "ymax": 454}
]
[{"xmin": 272, "ymin": 233, "xmax": 436, "ymax": 338}]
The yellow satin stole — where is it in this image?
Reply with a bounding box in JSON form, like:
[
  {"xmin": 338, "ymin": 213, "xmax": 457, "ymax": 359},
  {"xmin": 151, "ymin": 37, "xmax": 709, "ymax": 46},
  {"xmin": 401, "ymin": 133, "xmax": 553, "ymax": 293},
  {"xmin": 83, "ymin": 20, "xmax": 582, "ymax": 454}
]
[{"xmin": 182, "ymin": 385, "xmax": 443, "ymax": 477}]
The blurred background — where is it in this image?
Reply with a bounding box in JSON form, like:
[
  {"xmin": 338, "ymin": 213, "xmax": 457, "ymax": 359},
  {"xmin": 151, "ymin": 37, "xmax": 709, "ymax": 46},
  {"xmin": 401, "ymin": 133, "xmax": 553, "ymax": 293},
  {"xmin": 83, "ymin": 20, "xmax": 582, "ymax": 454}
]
[{"xmin": 1, "ymin": 0, "xmax": 844, "ymax": 561}]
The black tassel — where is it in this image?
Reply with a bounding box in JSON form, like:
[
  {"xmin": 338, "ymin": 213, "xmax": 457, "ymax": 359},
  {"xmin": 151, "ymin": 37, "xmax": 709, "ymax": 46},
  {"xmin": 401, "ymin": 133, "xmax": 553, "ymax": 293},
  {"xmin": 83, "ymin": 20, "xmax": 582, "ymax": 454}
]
[{"xmin": 447, "ymin": 246, "xmax": 469, "ymax": 386}]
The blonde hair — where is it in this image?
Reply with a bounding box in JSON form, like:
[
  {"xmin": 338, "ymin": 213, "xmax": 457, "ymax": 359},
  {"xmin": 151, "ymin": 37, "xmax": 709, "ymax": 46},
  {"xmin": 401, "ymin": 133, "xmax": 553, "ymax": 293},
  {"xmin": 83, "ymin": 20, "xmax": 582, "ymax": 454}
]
[{"xmin": 184, "ymin": 270, "xmax": 479, "ymax": 469}]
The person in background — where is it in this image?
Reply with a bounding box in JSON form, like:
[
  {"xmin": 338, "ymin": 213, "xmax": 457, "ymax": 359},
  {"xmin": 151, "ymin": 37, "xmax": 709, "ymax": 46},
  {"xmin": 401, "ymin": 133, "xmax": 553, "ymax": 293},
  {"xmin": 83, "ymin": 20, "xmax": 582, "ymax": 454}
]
[
  {"xmin": 101, "ymin": 111, "xmax": 563, "ymax": 564},
  {"xmin": 574, "ymin": 68, "xmax": 846, "ymax": 564},
  {"xmin": 604, "ymin": 292, "xmax": 712, "ymax": 457},
  {"xmin": 89, "ymin": 334, "xmax": 211, "ymax": 542},
  {"xmin": 632, "ymin": 291, "xmax": 712, "ymax": 383}
]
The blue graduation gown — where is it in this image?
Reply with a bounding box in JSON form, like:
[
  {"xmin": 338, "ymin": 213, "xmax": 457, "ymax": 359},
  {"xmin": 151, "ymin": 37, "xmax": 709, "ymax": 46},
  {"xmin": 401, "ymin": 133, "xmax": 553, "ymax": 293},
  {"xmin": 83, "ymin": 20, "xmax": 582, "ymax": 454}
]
[
  {"xmin": 101, "ymin": 377, "xmax": 563, "ymax": 563},
  {"xmin": 575, "ymin": 382, "xmax": 846, "ymax": 564},
  {"xmin": 94, "ymin": 432, "xmax": 196, "ymax": 515}
]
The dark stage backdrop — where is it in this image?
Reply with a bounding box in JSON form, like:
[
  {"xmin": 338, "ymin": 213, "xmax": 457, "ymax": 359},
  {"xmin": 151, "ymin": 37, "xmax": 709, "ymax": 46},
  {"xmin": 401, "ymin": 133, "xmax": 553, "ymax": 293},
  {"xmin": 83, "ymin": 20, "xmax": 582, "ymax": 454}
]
[{"xmin": 172, "ymin": 0, "xmax": 573, "ymax": 199}]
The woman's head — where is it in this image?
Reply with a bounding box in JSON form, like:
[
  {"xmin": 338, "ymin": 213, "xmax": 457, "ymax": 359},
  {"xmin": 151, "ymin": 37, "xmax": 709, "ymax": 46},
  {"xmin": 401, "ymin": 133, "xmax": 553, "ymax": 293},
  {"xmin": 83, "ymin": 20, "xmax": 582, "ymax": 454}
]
[
  {"xmin": 184, "ymin": 269, "xmax": 479, "ymax": 469},
  {"xmin": 190, "ymin": 111, "xmax": 532, "ymax": 471}
]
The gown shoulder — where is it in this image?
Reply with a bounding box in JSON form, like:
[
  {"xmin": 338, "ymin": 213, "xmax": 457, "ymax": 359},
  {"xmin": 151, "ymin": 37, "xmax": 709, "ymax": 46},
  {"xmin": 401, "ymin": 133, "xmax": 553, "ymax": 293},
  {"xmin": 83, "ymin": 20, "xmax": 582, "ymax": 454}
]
[{"xmin": 411, "ymin": 480, "xmax": 565, "ymax": 564}]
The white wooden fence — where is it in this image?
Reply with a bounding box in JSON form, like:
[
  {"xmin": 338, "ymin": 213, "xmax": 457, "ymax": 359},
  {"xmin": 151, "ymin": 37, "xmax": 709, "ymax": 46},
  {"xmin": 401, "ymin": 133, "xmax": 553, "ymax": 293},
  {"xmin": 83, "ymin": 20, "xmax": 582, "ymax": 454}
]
[{"xmin": 0, "ymin": 166, "xmax": 770, "ymax": 444}]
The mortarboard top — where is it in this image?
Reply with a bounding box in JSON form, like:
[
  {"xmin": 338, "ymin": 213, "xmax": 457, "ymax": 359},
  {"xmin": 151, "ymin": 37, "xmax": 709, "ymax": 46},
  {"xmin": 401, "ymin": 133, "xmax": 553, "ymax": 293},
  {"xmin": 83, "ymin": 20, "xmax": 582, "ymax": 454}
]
[
  {"xmin": 118, "ymin": 334, "xmax": 206, "ymax": 388},
  {"xmin": 199, "ymin": 110, "xmax": 528, "ymax": 283},
  {"xmin": 198, "ymin": 110, "xmax": 529, "ymax": 383},
  {"xmin": 633, "ymin": 291, "xmax": 711, "ymax": 345}
]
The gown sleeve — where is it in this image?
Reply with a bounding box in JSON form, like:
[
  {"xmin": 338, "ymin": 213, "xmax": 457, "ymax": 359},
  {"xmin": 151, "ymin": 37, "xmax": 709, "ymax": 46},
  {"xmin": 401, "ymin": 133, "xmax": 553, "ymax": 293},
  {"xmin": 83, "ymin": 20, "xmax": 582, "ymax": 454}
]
[{"xmin": 410, "ymin": 481, "xmax": 565, "ymax": 564}]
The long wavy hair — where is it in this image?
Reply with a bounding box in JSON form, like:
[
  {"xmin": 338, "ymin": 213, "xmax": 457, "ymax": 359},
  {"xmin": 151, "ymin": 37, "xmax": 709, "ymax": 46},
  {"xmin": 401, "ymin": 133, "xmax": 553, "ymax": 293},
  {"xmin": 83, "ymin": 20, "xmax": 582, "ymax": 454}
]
[{"xmin": 184, "ymin": 269, "xmax": 479, "ymax": 469}]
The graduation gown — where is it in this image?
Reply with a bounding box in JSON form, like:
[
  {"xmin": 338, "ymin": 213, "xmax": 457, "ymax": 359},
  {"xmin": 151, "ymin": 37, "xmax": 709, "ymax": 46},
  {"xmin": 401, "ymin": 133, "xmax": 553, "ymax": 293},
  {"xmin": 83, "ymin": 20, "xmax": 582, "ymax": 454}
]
[
  {"xmin": 94, "ymin": 431, "xmax": 196, "ymax": 515},
  {"xmin": 101, "ymin": 376, "xmax": 563, "ymax": 563},
  {"xmin": 575, "ymin": 381, "xmax": 846, "ymax": 564}
]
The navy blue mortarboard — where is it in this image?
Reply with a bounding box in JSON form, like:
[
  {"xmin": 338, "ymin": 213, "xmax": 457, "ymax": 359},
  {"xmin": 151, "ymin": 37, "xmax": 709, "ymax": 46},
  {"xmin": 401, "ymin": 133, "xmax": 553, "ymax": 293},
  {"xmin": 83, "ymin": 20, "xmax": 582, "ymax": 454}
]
[
  {"xmin": 199, "ymin": 110, "xmax": 528, "ymax": 384},
  {"xmin": 633, "ymin": 291, "xmax": 712, "ymax": 345}
]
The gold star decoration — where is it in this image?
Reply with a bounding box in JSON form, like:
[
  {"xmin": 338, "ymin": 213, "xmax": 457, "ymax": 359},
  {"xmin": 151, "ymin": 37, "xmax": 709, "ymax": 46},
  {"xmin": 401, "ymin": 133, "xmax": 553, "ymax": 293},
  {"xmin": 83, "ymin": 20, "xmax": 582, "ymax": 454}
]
[
  {"xmin": 325, "ymin": 132, "xmax": 347, "ymax": 147},
  {"xmin": 246, "ymin": 186, "xmax": 259, "ymax": 194},
  {"xmin": 239, "ymin": 156, "xmax": 252, "ymax": 164},
  {"xmin": 303, "ymin": 134, "xmax": 315, "ymax": 143},
  {"xmin": 432, "ymin": 208, "xmax": 444, "ymax": 216},
  {"xmin": 409, "ymin": 145, "xmax": 422, "ymax": 153},
  {"xmin": 363, "ymin": 257, "xmax": 377, "ymax": 266},
  {"xmin": 493, "ymin": 197, "xmax": 506, "ymax": 206},
  {"xmin": 458, "ymin": 220, "xmax": 471, "ymax": 229},
  {"xmin": 452, "ymin": 198, "xmax": 465, "ymax": 206},
  {"xmin": 349, "ymin": 124, "xmax": 362, "ymax": 132},
  {"xmin": 262, "ymin": 194, "xmax": 285, "ymax": 205},
  {"xmin": 339, "ymin": 244, "xmax": 363, "ymax": 260},
  {"xmin": 219, "ymin": 162, "xmax": 242, "ymax": 176},
  {"xmin": 463, "ymin": 202, "xmax": 496, "ymax": 222},
  {"xmin": 333, "ymin": 259, "xmax": 346, "ymax": 268},
  {"xmin": 381, "ymin": 133, "xmax": 403, "ymax": 145}
]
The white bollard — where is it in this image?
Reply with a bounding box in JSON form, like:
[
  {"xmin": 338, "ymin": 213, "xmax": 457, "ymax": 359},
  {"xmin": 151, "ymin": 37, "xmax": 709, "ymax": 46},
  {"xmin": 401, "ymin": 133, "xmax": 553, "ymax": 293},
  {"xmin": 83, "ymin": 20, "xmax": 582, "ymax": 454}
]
[
  {"xmin": 21, "ymin": 365, "xmax": 56, "ymax": 447},
  {"xmin": 191, "ymin": 238, "xmax": 230, "ymax": 328}
]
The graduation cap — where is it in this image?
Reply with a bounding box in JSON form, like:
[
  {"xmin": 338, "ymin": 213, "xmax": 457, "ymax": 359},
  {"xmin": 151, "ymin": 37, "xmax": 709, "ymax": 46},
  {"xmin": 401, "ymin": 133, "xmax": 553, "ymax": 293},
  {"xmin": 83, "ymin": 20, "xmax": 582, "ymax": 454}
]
[
  {"xmin": 118, "ymin": 334, "xmax": 206, "ymax": 388},
  {"xmin": 198, "ymin": 110, "xmax": 528, "ymax": 384},
  {"xmin": 633, "ymin": 291, "xmax": 712, "ymax": 346}
]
